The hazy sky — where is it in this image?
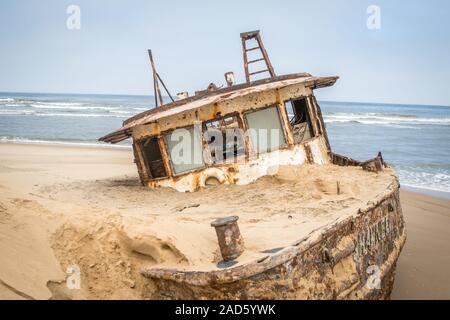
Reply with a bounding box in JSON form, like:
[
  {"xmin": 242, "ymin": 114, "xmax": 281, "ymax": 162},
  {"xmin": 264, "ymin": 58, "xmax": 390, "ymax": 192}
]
[{"xmin": 1, "ymin": 0, "xmax": 449, "ymax": 105}]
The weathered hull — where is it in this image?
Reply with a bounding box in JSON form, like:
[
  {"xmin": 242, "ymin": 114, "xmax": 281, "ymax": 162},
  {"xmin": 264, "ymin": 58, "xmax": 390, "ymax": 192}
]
[{"xmin": 142, "ymin": 181, "xmax": 406, "ymax": 300}]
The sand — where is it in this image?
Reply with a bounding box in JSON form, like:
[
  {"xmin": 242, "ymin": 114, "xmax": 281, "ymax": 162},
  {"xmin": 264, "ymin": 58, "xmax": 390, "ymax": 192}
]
[
  {"xmin": 0, "ymin": 143, "xmax": 449, "ymax": 300},
  {"xmin": 391, "ymin": 190, "xmax": 450, "ymax": 299}
]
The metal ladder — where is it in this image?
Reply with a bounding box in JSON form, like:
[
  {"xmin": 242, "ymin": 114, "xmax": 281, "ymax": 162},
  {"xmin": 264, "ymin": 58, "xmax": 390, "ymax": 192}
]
[{"xmin": 240, "ymin": 30, "xmax": 276, "ymax": 83}]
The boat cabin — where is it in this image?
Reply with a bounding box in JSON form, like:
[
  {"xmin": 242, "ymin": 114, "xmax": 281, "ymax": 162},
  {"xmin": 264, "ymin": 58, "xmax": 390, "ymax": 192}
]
[{"xmin": 99, "ymin": 31, "xmax": 338, "ymax": 192}]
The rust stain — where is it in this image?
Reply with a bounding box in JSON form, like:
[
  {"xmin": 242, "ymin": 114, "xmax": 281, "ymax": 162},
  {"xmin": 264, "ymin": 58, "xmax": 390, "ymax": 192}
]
[{"xmin": 304, "ymin": 144, "xmax": 314, "ymax": 164}]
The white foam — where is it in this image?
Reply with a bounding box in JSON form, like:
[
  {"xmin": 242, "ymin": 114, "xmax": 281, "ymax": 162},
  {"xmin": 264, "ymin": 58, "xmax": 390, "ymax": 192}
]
[
  {"xmin": 0, "ymin": 110, "xmax": 36, "ymax": 115},
  {"xmin": 0, "ymin": 110, "xmax": 127, "ymax": 117},
  {"xmin": 4, "ymin": 103, "xmax": 24, "ymax": 107},
  {"xmin": 32, "ymin": 113, "xmax": 127, "ymax": 118},
  {"xmin": 398, "ymin": 169, "xmax": 450, "ymax": 193},
  {"xmin": 109, "ymin": 110, "xmax": 134, "ymax": 114},
  {"xmin": 0, "ymin": 137, "xmax": 131, "ymax": 149},
  {"xmin": 33, "ymin": 102, "xmax": 83, "ymax": 107},
  {"xmin": 30, "ymin": 103, "xmax": 115, "ymax": 111},
  {"xmin": 324, "ymin": 113, "xmax": 450, "ymax": 126}
]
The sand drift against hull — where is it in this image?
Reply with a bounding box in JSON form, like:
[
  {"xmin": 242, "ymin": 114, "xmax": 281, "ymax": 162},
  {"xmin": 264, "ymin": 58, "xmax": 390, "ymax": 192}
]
[{"xmin": 43, "ymin": 164, "xmax": 401, "ymax": 299}]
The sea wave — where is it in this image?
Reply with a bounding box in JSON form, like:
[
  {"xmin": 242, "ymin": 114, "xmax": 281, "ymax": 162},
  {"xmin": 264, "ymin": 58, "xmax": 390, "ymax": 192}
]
[
  {"xmin": 323, "ymin": 113, "xmax": 450, "ymax": 126},
  {"xmin": 0, "ymin": 136, "xmax": 131, "ymax": 149},
  {"xmin": 33, "ymin": 102, "xmax": 83, "ymax": 106},
  {"xmin": 30, "ymin": 103, "xmax": 114, "ymax": 110},
  {"xmin": 326, "ymin": 112, "xmax": 419, "ymax": 118},
  {"xmin": 0, "ymin": 98, "xmax": 14, "ymax": 103},
  {"xmin": 1, "ymin": 101, "xmax": 144, "ymax": 115},
  {"xmin": 34, "ymin": 113, "xmax": 131, "ymax": 118},
  {"xmin": 398, "ymin": 169, "xmax": 450, "ymax": 193},
  {"xmin": 0, "ymin": 110, "xmax": 36, "ymax": 115},
  {"xmin": 4, "ymin": 103, "xmax": 25, "ymax": 107},
  {"xmin": 32, "ymin": 112, "xmax": 129, "ymax": 118},
  {"xmin": 108, "ymin": 109, "xmax": 135, "ymax": 114},
  {"xmin": 0, "ymin": 110, "xmax": 128, "ymax": 117}
]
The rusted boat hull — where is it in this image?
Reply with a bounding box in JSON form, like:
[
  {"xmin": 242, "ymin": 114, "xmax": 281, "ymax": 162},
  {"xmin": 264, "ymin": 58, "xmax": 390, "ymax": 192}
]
[{"xmin": 142, "ymin": 181, "xmax": 406, "ymax": 300}]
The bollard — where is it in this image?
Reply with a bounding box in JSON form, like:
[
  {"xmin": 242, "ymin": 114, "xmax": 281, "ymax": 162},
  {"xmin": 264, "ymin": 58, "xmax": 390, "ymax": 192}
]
[{"xmin": 211, "ymin": 216, "xmax": 245, "ymax": 261}]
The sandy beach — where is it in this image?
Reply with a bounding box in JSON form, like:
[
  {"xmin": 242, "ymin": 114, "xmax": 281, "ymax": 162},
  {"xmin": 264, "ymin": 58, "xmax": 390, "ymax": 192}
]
[
  {"xmin": 0, "ymin": 143, "xmax": 449, "ymax": 300},
  {"xmin": 391, "ymin": 190, "xmax": 450, "ymax": 299}
]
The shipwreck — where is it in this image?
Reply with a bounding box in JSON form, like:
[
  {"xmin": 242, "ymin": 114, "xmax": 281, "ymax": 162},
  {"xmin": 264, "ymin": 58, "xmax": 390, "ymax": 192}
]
[{"xmin": 99, "ymin": 30, "xmax": 406, "ymax": 300}]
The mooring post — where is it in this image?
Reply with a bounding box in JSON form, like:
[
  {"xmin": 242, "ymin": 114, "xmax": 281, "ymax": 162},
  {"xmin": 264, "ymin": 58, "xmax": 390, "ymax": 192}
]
[{"xmin": 211, "ymin": 216, "xmax": 245, "ymax": 261}]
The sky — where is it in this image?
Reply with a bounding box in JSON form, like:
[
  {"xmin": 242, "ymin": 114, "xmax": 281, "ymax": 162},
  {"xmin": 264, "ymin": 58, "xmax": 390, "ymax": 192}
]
[{"xmin": 0, "ymin": 0, "xmax": 449, "ymax": 106}]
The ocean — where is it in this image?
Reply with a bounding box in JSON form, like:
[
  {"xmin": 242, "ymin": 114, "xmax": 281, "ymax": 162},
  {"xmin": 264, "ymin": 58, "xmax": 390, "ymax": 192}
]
[{"xmin": 1, "ymin": 92, "xmax": 449, "ymax": 195}]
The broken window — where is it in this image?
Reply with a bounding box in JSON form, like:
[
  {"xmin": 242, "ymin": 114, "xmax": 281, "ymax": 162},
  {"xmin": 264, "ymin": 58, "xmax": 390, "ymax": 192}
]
[
  {"xmin": 203, "ymin": 114, "xmax": 245, "ymax": 164},
  {"xmin": 164, "ymin": 126, "xmax": 205, "ymax": 175},
  {"xmin": 284, "ymin": 98, "xmax": 314, "ymax": 144},
  {"xmin": 245, "ymin": 106, "xmax": 286, "ymax": 154},
  {"xmin": 140, "ymin": 137, "xmax": 168, "ymax": 179}
]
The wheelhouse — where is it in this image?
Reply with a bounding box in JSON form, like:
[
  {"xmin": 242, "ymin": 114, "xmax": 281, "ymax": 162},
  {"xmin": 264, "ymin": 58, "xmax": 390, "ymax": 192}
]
[{"xmin": 99, "ymin": 31, "xmax": 338, "ymax": 192}]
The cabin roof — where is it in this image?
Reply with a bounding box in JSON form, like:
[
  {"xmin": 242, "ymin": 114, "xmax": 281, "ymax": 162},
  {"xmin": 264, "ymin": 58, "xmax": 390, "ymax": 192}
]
[{"xmin": 99, "ymin": 73, "xmax": 338, "ymax": 143}]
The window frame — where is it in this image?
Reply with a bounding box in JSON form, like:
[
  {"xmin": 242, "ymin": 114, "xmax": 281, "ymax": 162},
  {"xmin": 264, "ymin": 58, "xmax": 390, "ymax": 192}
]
[
  {"xmin": 136, "ymin": 136, "xmax": 170, "ymax": 181},
  {"xmin": 202, "ymin": 112, "xmax": 247, "ymax": 165},
  {"xmin": 283, "ymin": 96, "xmax": 317, "ymax": 144},
  {"xmin": 161, "ymin": 124, "xmax": 207, "ymax": 177},
  {"xmin": 243, "ymin": 104, "xmax": 288, "ymax": 155}
]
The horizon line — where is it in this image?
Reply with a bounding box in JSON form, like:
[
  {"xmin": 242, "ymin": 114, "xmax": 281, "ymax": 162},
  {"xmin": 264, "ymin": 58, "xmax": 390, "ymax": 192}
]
[{"xmin": 1, "ymin": 90, "xmax": 449, "ymax": 109}]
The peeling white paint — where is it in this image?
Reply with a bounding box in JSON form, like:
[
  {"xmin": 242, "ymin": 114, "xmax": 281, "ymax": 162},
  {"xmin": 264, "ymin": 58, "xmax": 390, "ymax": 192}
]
[{"xmin": 308, "ymin": 138, "xmax": 328, "ymax": 165}]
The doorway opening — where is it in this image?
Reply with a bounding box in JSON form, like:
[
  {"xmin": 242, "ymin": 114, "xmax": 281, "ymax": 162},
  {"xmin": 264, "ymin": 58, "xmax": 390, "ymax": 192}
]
[
  {"xmin": 141, "ymin": 137, "xmax": 168, "ymax": 179},
  {"xmin": 284, "ymin": 98, "xmax": 314, "ymax": 144}
]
